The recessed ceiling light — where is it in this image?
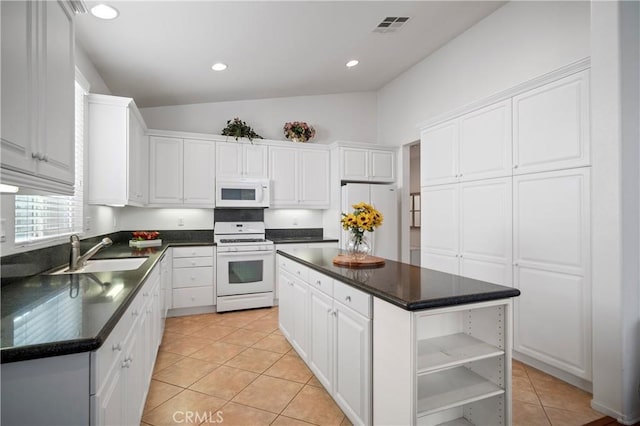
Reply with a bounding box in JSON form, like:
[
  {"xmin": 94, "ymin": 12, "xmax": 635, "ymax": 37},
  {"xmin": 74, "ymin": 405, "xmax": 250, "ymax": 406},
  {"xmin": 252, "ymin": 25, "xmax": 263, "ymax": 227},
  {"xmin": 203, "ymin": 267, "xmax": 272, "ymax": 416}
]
[
  {"xmin": 346, "ymin": 60, "xmax": 359, "ymax": 68},
  {"xmin": 91, "ymin": 4, "xmax": 119, "ymax": 20},
  {"xmin": 211, "ymin": 63, "xmax": 228, "ymax": 71}
]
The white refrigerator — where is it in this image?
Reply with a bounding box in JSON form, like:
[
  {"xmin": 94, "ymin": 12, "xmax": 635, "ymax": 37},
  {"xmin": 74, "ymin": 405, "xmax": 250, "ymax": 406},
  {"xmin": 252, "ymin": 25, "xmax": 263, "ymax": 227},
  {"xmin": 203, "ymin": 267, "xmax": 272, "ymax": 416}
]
[{"xmin": 341, "ymin": 183, "xmax": 399, "ymax": 261}]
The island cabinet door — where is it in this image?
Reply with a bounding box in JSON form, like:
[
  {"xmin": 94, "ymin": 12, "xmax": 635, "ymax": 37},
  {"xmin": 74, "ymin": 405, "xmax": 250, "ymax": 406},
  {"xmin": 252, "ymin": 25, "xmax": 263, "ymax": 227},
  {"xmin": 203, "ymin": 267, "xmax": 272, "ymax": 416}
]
[
  {"xmin": 333, "ymin": 301, "xmax": 372, "ymax": 426},
  {"xmin": 278, "ymin": 270, "xmax": 295, "ymax": 340},
  {"xmin": 308, "ymin": 287, "xmax": 334, "ymax": 391},
  {"xmin": 290, "ymin": 276, "xmax": 310, "ymax": 360}
]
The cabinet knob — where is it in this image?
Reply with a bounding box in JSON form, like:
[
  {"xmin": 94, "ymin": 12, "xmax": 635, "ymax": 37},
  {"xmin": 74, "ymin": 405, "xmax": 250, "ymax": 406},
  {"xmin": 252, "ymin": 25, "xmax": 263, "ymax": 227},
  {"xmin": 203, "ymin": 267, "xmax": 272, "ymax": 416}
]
[
  {"xmin": 316, "ymin": 280, "xmax": 321, "ymax": 286},
  {"xmin": 331, "ymin": 310, "xmax": 337, "ymax": 316},
  {"xmin": 112, "ymin": 343, "xmax": 122, "ymax": 351},
  {"xmin": 132, "ymin": 310, "xmax": 139, "ymax": 316},
  {"xmin": 143, "ymin": 292, "xmax": 149, "ymax": 297},
  {"xmin": 514, "ymin": 262, "xmax": 519, "ymax": 266},
  {"xmin": 191, "ymin": 296, "xmax": 195, "ymax": 301},
  {"xmin": 514, "ymin": 164, "xmax": 519, "ymax": 169},
  {"xmin": 191, "ymin": 261, "xmax": 196, "ymax": 265},
  {"xmin": 345, "ymin": 295, "xmax": 351, "ymax": 302}
]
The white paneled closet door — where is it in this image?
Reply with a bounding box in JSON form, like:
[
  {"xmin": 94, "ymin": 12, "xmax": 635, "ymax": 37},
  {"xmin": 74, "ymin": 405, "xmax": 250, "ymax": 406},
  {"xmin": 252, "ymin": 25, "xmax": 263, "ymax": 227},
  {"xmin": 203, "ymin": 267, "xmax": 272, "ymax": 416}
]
[
  {"xmin": 459, "ymin": 177, "xmax": 513, "ymax": 286},
  {"xmin": 420, "ymin": 184, "xmax": 459, "ymax": 274},
  {"xmin": 420, "ymin": 121, "xmax": 458, "ymax": 187},
  {"xmin": 459, "ymin": 100, "xmax": 512, "ymax": 182},
  {"xmin": 513, "ymin": 167, "xmax": 591, "ymax": 379},
  {"xmin": 512, "ymin": 70, "xmax": 590, "ymax": 175}
]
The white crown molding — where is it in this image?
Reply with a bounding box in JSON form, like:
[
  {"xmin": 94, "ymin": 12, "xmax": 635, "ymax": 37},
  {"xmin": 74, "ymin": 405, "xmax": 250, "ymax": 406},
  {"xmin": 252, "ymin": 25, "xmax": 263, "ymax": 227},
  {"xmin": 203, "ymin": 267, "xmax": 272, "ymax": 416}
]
[{"xmin": 416, "ymin": 57, "xmax": 591, "ymax": 130}]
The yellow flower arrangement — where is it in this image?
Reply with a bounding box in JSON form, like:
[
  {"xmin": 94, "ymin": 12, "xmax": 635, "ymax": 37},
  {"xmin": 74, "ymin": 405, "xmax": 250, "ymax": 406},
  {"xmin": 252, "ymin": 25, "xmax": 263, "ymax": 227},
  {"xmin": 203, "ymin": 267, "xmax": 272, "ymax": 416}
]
[{"xmin": 341, "ymin": 202, "xmax": 384, "ymax": 244}]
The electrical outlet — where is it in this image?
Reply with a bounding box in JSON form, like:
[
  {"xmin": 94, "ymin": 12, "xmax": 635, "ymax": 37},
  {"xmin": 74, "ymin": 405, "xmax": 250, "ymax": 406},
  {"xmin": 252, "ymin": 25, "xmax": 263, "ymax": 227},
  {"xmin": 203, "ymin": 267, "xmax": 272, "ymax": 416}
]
[
  {"xmin": 293, "ymin": 217, "xmax": 298, "ymax": 226},
  {"xmin": 178, "ymin": 217, "xmax": 184, "ymax": 226}
]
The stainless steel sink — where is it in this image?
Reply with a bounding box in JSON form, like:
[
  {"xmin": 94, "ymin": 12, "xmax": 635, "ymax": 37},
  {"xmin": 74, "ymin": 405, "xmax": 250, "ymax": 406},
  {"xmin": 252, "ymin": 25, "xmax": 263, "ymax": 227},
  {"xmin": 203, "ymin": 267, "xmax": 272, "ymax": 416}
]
[{"xmin": 50, "ymin": 257, "xmax": 148, "ymax": 275}]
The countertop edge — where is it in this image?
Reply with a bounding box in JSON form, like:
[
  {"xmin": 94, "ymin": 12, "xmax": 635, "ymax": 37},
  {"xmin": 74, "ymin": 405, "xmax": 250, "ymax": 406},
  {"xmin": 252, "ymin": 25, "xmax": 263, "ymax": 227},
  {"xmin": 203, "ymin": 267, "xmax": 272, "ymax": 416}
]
[
  {"xmin": 276, "ymin": 250, "xmax": 521, "ymax": 311},
  {"xmin": 1, "ymin": 242, "xmax": 215, "ymax": 364},
  {"xmin": 270, "ymin": 238, "xmax": 339, "ymax": 244}
]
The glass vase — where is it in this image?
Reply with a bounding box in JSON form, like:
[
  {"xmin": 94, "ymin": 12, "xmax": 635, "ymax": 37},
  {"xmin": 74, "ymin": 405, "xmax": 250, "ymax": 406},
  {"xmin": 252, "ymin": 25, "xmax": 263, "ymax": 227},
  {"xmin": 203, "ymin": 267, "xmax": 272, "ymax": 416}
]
[{"xmin": 347, "ymin": 234, "xmax": 371, "ymax": 261}]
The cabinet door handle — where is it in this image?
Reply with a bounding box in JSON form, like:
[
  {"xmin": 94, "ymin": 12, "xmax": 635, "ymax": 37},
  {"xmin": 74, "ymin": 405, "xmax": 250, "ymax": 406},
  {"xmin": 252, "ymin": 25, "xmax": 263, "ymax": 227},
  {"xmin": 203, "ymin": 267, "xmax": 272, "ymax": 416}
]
[
  {"xmin": 316, "ymin": 280, "xmax": 321, "ymax": 286},
  {"xmin": 132, "ymin": 310, "xmax": 139, "ymax": 316},
  {"xmin": 112, "ymin": 343, "xmax": 122, "ymax": 351},
  {"xmin": 345, "ymin": 296, "xmax": 351, "ymax": 302},
  {"xmin": 191, "ymin": 261, "xmax": 196, "ymax": 266},
  {"xmin": 514, "ymin": 164, "xmax": 519, "ymax": 169},
  {"xmin": 143, "ymin": 292, "xmax": 149, "ymax": 297}
]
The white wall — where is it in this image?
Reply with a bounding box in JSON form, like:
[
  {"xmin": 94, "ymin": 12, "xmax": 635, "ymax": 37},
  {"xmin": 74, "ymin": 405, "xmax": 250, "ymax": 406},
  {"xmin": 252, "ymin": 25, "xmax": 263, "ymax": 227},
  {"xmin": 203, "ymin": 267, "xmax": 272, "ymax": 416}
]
[
  {"xmin": 75, "ymin": 43, "xmax": 111, "ymax": 96},
  {"xmin": 377, "ymin": 1, "xmax": 590, "ymax": 147},
  {"xmin": 140, "ymin": 92, "xmax": 378, "ymax": 144},
  {"xmin": 591, "ymin": 1, "xmax": 640, "ymax": 422}
]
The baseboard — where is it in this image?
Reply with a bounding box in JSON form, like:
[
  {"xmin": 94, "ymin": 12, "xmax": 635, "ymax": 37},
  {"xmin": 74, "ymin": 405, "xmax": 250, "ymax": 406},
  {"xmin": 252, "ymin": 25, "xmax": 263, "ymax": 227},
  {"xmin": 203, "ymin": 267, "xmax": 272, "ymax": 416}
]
[
  {"xmin": 590, "ymin": 400, "xmax": 640, "ymax": 425},
  {"xmin": 167, "ymin": 305, "xmax": 216, "ymax": 317},
  {"xmin": 513, "ymin": 351, "xmax": 592, "ymax": 392}
]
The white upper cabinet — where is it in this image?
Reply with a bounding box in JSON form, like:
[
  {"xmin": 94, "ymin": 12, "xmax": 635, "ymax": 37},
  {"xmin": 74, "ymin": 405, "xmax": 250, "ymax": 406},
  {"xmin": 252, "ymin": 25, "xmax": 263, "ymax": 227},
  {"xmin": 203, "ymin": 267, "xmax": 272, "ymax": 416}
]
[
  {"xmin": 88, "ymin": 95, "xmax": 148, "ymax": 206},
  {"xmin": 269, "ymin": 146, "xmax": 330, "ymax": 209},
  {"xmin": 339, "ymin": 147, "xmax": 395, "ymax": 183},
  {"xmin": 513, "ymin": 70, "xmax": 590, "ymax": 174},
  {"xmin": 183, "ymin": 139, "xmax": 217, "ymax": 205},
  {"xmin": 149, "ymin": 135, "xmax": 215, "ymax": 207},
  {"xmin": 421, "ymin": 100, "xmax": 512, "ymax": 187},
  {"xmin": 1, "ymin": 1, "xmax": 75, "ymax": 194},
  {"xmin": 216, "ymin": 142, "xmax": 268, "ymax": 179},
  {"xmin": 149, "ymin": 137, "xmax": 183, "ymax": 205}
]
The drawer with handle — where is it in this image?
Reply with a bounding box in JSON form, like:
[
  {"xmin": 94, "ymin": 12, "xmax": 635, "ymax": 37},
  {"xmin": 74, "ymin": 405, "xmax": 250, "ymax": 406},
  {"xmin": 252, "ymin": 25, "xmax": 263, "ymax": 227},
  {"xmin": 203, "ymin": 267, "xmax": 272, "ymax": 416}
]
[
  {"xmin": 173, "ymin": 256, "xmax": 213, "ymax": 268},
  {"xmin": 173, "ymin": 246, "xmax": 214, "ymax": 258},
  {"xmin": 308, "ymin": 269, "xmax": 333, "ymax": 297},
  {"xmin": 333, "ymin": 280, "xmax": 371, "ymax": 318},
  {"xmin": 172, "ymin": 267, "xmax": 214, "ymax": 288},
  {"xmin": 172, "ymin": 286, "xmax": 214, "ymax": 309},
  {"xmin": 278, "ymin": 255, "xmax": 309, "ymax": 282}
]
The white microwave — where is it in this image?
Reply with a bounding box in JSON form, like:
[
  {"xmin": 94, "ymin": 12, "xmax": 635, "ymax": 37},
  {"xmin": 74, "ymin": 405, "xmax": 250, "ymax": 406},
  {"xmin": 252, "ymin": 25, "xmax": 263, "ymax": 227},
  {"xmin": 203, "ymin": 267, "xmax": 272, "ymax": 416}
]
[{"xmin": 215, "ymin": 179, "xmax": 270, "ymax": 208}]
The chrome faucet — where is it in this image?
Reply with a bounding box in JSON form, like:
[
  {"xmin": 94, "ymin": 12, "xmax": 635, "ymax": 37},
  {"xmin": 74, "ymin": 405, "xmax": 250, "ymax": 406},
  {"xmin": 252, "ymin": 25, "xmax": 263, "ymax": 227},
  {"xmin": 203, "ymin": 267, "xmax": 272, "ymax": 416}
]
[{"xmin": 69, "ymin": 235, "xmax": 113, "ymax": 271}]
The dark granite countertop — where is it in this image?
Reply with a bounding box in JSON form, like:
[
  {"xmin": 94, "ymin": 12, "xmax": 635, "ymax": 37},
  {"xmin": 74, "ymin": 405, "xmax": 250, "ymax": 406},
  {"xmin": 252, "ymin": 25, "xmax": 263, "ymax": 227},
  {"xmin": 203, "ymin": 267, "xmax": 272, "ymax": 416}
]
[
  {"xmin": 269, "ymin": 237, "xmax": 339, "ymax": 244},
  {"xmin": 1, "ymin": 241, "xmax": 213, "ymax": 364},
  {"xmin": 277, "ymin": 248, "xmax": 520, "ymax": 311}
]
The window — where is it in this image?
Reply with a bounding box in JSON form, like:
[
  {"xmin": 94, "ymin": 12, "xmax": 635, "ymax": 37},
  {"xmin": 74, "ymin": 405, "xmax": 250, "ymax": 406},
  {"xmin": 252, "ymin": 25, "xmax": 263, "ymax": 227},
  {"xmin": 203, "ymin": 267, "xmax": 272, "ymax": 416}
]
[
  {"xmin": 410, "ymin": 193, "xmax": 421, "ymax": 228},
  {"xmin": 14, "ymin": 80, "xmax": 86, "ymax": 244}
]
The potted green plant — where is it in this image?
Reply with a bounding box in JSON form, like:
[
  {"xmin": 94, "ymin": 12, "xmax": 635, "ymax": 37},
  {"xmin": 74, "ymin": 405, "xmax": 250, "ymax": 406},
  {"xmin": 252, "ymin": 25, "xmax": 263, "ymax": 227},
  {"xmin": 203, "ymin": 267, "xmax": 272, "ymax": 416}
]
[{"xmin": 221, "ymin": 117, "xmax": 263, "ymax": 142}]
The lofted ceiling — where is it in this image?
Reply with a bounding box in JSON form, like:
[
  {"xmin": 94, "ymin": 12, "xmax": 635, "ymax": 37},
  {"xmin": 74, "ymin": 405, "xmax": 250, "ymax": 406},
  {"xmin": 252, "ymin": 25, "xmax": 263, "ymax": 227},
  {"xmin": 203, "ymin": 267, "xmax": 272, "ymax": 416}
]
[{"xmin": 76, "ymin": 1, "xmax": 506, "ymax": 108}]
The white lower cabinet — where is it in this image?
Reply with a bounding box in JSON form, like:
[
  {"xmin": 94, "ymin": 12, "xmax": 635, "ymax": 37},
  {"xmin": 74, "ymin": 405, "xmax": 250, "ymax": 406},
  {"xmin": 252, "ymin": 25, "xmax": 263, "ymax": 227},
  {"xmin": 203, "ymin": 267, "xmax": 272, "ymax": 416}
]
[
  {"xmin": 91, "ymin": 263, "xmax": 163, "ymax": 426},
  {"xmin": 373, "ymin": 298, "xmax": 512, "ymax": 426},
  {"xmin": 333, "ymin": 298, "xmax": 371, "ymax": 425},
  {"xmin": 278, "ymin": 255, "xmax": 372, "ymax": 426},
  {"xmin": 171, "ymin": 246, "xmax": 215, "ymax": 310}
]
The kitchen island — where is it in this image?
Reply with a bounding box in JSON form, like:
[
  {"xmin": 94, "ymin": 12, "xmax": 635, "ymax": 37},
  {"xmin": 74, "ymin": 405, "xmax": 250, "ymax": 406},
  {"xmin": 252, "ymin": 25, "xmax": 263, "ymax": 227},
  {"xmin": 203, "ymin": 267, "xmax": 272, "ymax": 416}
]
[{"xmin": 276, "ymin": 248, "xmax": 520, "ymax": 426}]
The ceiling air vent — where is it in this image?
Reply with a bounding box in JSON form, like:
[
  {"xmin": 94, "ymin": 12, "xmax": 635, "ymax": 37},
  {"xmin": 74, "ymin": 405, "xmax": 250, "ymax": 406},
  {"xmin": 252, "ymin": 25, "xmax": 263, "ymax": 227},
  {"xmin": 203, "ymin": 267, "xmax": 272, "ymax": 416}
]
[{"xmin": 373, "ymin": 17, "xmax": 410, "ymax": 33}]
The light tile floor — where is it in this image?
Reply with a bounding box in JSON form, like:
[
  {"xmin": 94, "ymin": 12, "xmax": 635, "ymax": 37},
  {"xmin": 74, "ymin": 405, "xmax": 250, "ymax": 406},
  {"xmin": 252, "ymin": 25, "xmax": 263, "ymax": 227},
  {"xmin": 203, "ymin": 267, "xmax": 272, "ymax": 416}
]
[
  {"xmin": 142, "ymin": 307, "xmax": 605, "ymax": 426},
  {"xmin": 512, "ymin": 360, "xmax": 604, "ymax": 426}
]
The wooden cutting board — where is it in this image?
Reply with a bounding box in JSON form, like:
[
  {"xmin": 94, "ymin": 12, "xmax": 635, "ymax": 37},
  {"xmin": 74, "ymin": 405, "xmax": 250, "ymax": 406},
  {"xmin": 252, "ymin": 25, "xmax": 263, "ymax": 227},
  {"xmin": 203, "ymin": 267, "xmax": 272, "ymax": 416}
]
[{"xmin": 332, "ymin": 254, "xmax": 386, "ymax": 267}]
